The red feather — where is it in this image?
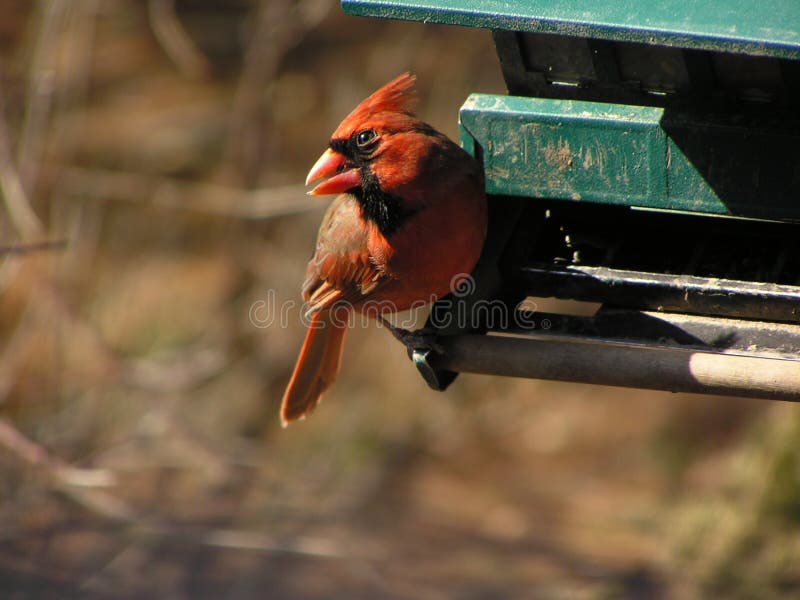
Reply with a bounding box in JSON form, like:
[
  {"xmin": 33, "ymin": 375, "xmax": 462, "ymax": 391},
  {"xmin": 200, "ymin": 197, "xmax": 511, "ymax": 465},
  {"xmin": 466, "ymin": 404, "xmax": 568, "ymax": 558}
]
[{"xmin": 345, "ymin": 72, "xmax": 416, "ymax": 120}]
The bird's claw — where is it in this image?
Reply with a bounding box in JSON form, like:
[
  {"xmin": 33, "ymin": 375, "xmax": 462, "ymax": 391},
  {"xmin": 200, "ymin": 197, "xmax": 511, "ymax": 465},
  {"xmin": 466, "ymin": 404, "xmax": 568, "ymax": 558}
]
[{"xmin": 377, "ymin": 316, "xmax": 445, "ymax": 354}]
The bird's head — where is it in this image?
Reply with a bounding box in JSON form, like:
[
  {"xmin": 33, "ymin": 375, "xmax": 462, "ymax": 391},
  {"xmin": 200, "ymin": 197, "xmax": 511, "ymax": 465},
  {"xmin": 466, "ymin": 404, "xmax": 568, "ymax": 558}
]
[{"xmin": 305, "ymin": 72, "xmax": 423, "ymax": 196}]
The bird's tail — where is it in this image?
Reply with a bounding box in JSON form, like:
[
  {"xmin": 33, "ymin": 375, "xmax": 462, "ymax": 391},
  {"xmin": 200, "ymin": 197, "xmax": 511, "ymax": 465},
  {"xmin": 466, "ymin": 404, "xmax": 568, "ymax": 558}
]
[{"xmin": 281, "ymin": 312, "xmax": 346, "ymax": 426}]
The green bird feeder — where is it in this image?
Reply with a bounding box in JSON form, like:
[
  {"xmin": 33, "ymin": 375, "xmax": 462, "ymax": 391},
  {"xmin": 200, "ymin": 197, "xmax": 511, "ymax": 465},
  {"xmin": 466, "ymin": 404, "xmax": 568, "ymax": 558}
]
[{"xmin": 343, "ymin": 0, "xmax": 800, "ymax": 399}]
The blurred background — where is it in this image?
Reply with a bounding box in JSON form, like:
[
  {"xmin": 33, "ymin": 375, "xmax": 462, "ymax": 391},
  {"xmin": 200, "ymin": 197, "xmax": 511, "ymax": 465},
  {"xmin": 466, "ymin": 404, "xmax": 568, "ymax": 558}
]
[{"xmin": 0, "ymin": 1, "xmax": 799, "ymax": 598}]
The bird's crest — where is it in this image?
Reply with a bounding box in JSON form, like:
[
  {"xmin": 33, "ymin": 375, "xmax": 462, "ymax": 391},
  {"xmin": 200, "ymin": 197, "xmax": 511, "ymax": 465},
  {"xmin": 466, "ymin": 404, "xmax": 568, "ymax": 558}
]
[{"xmin": 343, "ymin": 73, "xmax": 417, "ymax": 124}]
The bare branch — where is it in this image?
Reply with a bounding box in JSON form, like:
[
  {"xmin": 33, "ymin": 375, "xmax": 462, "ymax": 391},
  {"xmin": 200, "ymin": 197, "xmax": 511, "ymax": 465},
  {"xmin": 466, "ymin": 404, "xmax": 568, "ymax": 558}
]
[
  {"xmin": 147, "ymin": 0, "xmax": 211, "ymax": 80},
  {"xmin": 16, "ymin": 0, "xmax": 69, "ymax": 195},
  {"xmin": 55, "ymin": 166, "xmax": 320, "ymax": 219},
  {"xmin": 177, "ymin": 528, "xmax": 342, "ymax": 558},
  {"xmin": 122, "ymin": 346, "xmax": 227, "ymax": 394},
  {"xmin": 0, "ymin": 418, "xmax": 52, "ymax": 467},
  {"xmin": 0, "ymin": 92, "xmax": 44, "ymax": 238},
  {"xmin": 0, "ymin": 239, "xmax": 67, "ymax": 255},
  {"xmin": 0, "ymin": 418, "xmax": 133, "ymax": 521},
  {"xmin": 222, "ymin": 0, "xmax": 296, "ymax": 184}
]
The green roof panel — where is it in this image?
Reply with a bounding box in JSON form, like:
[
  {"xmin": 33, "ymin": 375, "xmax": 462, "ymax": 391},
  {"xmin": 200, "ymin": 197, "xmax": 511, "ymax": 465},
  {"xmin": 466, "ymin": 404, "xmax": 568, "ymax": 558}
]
[
  {"xmin": 342, "ymin": 0, "xmax": 800, "ymax": 59},
  {"xmin": 459, "ymin": 94, "xmax": 800, "ymax": 220}
]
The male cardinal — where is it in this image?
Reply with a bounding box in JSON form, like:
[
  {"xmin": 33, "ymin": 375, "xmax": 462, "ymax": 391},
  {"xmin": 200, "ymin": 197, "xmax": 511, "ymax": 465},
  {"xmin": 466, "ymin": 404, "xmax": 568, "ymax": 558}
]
[{"xmin": 281, "ymin": 73, "xmax": 487, "ymax": 425}]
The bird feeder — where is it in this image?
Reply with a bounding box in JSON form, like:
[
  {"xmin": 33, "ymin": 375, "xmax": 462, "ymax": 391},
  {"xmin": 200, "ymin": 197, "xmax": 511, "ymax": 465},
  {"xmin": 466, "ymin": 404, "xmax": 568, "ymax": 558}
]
[{"xmin": 342, "ymin": 0, "xmax": 800, "ymax": 399}]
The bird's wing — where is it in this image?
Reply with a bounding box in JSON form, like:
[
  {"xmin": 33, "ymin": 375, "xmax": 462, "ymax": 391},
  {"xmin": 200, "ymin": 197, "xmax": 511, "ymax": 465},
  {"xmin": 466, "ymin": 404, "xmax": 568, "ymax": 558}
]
[{"xmin": 301, "ymin": 194, "xmax": 387, "ymax": 315}]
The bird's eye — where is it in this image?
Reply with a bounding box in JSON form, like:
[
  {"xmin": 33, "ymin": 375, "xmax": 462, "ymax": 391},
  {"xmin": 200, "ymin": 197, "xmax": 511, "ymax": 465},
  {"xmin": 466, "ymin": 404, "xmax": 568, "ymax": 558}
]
[{"xmin": 356, "ymin": 129, "xmax": 378, "ymax": 149}]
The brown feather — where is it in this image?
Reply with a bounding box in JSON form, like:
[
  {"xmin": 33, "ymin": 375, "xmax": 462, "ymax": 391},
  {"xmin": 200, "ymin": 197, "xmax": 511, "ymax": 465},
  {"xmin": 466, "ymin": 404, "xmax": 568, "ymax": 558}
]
[{"xmin": 301, "ymin": 195, "xmax": 388, "ymax": 316}]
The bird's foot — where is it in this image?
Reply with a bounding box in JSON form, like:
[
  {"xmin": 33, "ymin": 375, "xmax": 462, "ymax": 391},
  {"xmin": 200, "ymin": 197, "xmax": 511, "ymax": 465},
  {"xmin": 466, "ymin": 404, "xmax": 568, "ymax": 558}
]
[{"xmin": 377, "ymin": 316, "xmax": 444, "ymax": 354}]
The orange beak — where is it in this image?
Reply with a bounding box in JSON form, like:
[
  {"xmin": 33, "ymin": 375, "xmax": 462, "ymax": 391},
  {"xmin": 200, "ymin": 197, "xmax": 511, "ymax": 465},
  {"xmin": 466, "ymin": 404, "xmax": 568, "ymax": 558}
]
[{"xmin": 305, "ymin": 148, "xmax": 362, "ymax": 196}]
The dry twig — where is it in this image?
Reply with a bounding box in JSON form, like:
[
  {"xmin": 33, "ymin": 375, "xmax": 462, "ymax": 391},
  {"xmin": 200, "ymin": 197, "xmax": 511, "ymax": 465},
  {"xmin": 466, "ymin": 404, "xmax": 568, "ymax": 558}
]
[
  {"xmin": 0, "ymin": 418, "xmax": 134, "ymax": 521},
  {"xmin": 0, "ymin": 93, "xmax": 44, "ymax": 238},
  {"xmin": 0, "ymin": 239, "xmax": 67, "ymax": 255},
  {"xmin": 222, "ymin": 0, "xmax": 298, "ymax": 184},
  {"xmin": 56, "ymin": 166, "xmax": 320, "ymax": 219},
  {"xmin": 147, "ymin": 0, "xmax": 211, "ymax": 79},
  {"xmin": 16, "ymin": 0, "xmax": 69, "ymax": 196}
]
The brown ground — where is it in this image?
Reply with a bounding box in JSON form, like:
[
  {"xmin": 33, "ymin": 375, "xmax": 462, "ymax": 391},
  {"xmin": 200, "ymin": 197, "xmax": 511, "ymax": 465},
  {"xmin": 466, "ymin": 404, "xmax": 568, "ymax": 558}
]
[{"xmin": 0, "ymin": 2, "xmax": 799, "ymax": 599}]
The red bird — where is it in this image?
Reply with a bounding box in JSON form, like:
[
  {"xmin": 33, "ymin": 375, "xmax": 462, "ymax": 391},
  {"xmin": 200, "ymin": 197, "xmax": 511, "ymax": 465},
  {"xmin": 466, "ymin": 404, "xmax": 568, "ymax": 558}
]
[{"xmin": 281, "ymin": 73, "xmax": 487, "ymax": 425}]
